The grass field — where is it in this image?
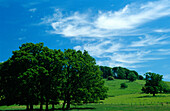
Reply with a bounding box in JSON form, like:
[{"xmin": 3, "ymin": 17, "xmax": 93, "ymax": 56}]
[{"xmin": 0, "ymin": 79, "xmax": 170, "ymax": 110}]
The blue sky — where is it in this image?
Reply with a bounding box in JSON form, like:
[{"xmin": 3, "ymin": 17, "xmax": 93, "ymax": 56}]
[{"xmin": 0, "ymin": 0, "xmax": 170, "ymax": 81}]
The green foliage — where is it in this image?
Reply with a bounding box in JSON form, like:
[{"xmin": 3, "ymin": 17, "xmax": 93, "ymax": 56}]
[
  {"xmin": 138, "ymin": 75, "xmax": 144, "ymax": 80},
  {"xmin": 159, "ymin": 81, "xmax": 170, "ymax": 93},
  {"xmin": 100, "ymin": 66, "xmax": 113, "ymax": 78},
  {"xmin": 112, "ymin": 67, "xmax": 138, "ymax": 79},
  {"xmin": 61, "ymin": 49, "xmax": 108, "ymax": 109},
  {"xmin": 120, "ymin": 83, "xmax": 128, "ymax": 89},
  {"xmin": 142, "ymin": 72, "xmax": 163, "ymax": 96},
  {"xmin": 128, "ymin": 72, "xmax": 137, "ymax": 82},
  {"xmin": 107, "ymin": 76, "xmax": 114, "ymax": 80},
  {"xmin": 0, "ymin": 43, "xmax": 107, "ymax": 110}
]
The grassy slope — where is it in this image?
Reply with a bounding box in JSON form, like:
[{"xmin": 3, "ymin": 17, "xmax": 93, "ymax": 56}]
[
  {"xmin": 104, "ymin": 79, "xmax": 145, "ymax": 97},
  {"xmin": 102, "ymin": 79, "xmax": 170, "ymax": 105},
  {"xmin": 0, "ymin": 79, "xmax": 170, "ymax": 110}
]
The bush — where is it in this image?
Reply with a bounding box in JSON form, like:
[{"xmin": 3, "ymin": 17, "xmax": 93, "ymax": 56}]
[
  {"xmin": 128, "ymin": 72, "xmax": 137, "ymax": 82},
  {"xmin": 107, "ymin": 76, "xmax": 114, "ymax": 80},
  {"xmin": 121, "ymin": 83, "xmax": 128, "ymax": 89},
  {"xmin": 138, "ymin": 75, "xmax": 144, "ymax": 80}
]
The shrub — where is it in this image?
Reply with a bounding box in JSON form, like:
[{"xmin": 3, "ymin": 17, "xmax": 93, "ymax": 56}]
[
  {"xmin": 138, "ymin": 75, "xmax": 144, "ymax": 80},
  {"xmin": 107, "ymin": 76, "xmax": 114, "ymax": 80},
  {"xmin": 128, "ymin": 72, "xmax": 137, "ymax": 82},
  {"xmin": 121, "ymin": 83, "xmax": 128, "ymax": 89}
]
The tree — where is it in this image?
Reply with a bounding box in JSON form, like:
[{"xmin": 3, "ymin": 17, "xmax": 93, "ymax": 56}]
[
  {"xmin": 112, "ymin": 67, "xmax": 139, "ymax": 80},
  {"xmin": 0, "ymin": 43, "xmax": 63, "ymax": 110},
  {"xmin": 127, "ymin": 72, "xmax": 137, "ymax": 82},
  {"xmin": 61, "ymin": 49, "xmax": 108, "ymax": 109},
  {"xmin": 142, "ymin": 72, "xmax": 163, "ymax": 96},
  {"xmin": 120, "ymin": 83, "xmax": 128, "ymax": 89},
  {"xmin": 0, "ymin": 43, "xmax": 108, "ymax": 110},
  {"xmin": 138, "ymin": 75, "xmax": 144, "ymax": 80},
  {"xmin": 100, "ymin": 66, "xmax": 113, "ymax": 78}
]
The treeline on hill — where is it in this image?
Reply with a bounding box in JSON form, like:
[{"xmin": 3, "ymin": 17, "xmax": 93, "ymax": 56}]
[
  {"xmin": 0, "ymin": 43, "xmax": 107, "ymax": 110},
  {"xmin": 100, "ymin": 66, "xmax": 144, "ymax": 81},
  {"xmin": 100, "ymin": 66, "xmax": 170, "ymax": 95}
]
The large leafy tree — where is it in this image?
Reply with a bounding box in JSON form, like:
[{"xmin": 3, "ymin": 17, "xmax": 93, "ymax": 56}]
[
  {"xmin": 142, "ymin": 72, "xmax": 163, "ymax": 96},
  {"xmin": 0, "ymin": 43, "xmax": 63, "ymax": 110},
  {"xmin": 0, "ymin": 43, "xmax": 107, "ymax": 110},
  {"xmin": 61, "ymin": 49, "xmax": 107, "ymax": 109}
]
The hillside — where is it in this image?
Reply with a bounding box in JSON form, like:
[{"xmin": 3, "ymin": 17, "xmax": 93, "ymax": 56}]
[
  {"xmin": 102, "ymin": 79, "xmax": 170, "ymax": 105},
  {"xmin": 104, "ymin": 79, "xmax": 145, "ymax": 97}
]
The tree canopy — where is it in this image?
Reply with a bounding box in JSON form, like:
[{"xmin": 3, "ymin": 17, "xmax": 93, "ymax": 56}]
[
  {"xmin": 0, "ymin": 43, "xmax": 107, "ymax": 110},
  {"xmin": 99, "ymin": 66, "xmax": 113, "ymax": 78},
  {"xmin": 142, "ymin": 72, "xmax": 163, "ymax": 96},
  {"xmin": 112, "ymin": 66, "xmax": 138, "ymax": 81}
]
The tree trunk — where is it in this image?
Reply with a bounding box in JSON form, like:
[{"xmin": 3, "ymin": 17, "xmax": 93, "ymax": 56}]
[
  {"xmin": 66, "ymin": 100, "xmax": 71, "ymax": 110},
  {"xmin": 46, "ymin": 99, "xmax": 49, "ymax": 111},
  {"xmin": 153, "ymin": 93, "xmax": 155, "ymax": 96},
  {"xmin": 66, "ymin": 96, "xmax": 71, "ymax": 110},
  {"xmin": 62, "ymin": 99, "xmax": 66, "ymax": 110},
  {"xmin": 30, "ymin": 104, "xmax": 33, "ymax": 110},
  {"xmin": 52, "ymin": 103, "xmax": 55, "ymax": 110},
  {"xmin": 40, "ymin": 103, "xmax": 43, "ymax": 110},
  {"xmin": 26, "ymin": 104, "xmax": 29, "ymax": 110},
  {"xmin": 40, "ymin": 95, "xmax": 43, "ymax": 110}
]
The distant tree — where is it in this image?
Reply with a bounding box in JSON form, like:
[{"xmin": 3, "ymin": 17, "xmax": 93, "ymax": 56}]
[
  {"xmin": 112, "ymin": 67, "xmax": 139, "ymax": 80},
  {"xmin": 159, "ymin": 81, "xmax": 170, "ymax": 93},
  {"xmin": 121, "ymin": 83, "xmax": 128, "ymax": 89},
  {"xmin": 142, "ymin": 72, "xmax": 163, "ymax": 96},
  {"xmin": 112, "ymin": 67, "xmax": 126, "ymax": 79},
  {"xmin": 128, "ymin": 72, "xmax": 137, "ymax": 82},
  {"xmin": 138, "ymin": 75, "xmax": 144, "ymax": 80},
  {"xmin": 100, "ymin": 66, "xmax": 113, "ymax": 78},
  {"xmin": 131, "ymin": 70, "xmax": 138, "ymax": 78}
]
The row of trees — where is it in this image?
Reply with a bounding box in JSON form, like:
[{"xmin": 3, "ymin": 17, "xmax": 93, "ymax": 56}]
[
  {"xmin": 0, "ymin": 43, "xmax": 108, "ymax": 110},
  {"xmin": 100, "ymin": 66, "xmax": 143, "ymax": 82},
  {"xmin": 100, "ymin": 66, "xmax": 170, "ymax": 96}
]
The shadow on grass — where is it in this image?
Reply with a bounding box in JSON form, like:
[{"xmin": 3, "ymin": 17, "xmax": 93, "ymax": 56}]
[
  {"xmin": 57, "ymin": 107, "xmax": 96, "ymax": 110},
  {"xmin": 0, "ymin": 107, "xmax": 96, "ymax": 111},
  {"xmin": 137, "ymin": 95, "xmax": 167, "ymax": 98},
  {"xmin": 108, "ymin": 95, "xmax": 115, "ymax": 97}
]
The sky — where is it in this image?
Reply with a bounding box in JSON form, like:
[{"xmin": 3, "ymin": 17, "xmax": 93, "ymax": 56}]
[{"xmin": 0, "ymin": 0, "xmax": 170, "ymax": 81}]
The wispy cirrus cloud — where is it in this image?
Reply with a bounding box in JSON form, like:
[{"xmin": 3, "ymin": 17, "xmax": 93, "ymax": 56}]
[
  {"xmin": 41, "ymin": 0, "xmax": 170, "ymax": 37},
  {"xmin": 73, "ymin": 36, "xmax": 165, "ymax": 68},
  {"xmin": 29, "ymin": 8, "xmax": 37, "ymax": 12},
  {"xmin": 130, "ymin": 35, "xmax": 169, "ymax": 47},
  {"xmin": 154, "ymin": 29, "xmax": 170, "ymax": 33},
  {"xmin": 41, "ymin": 0, "xmax": 170, "ymax": 69}
]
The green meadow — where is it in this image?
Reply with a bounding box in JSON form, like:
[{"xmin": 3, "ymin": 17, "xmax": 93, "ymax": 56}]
[{"xmin": 0, "ymin": 79, "xmax": 170, "ymax": 110}]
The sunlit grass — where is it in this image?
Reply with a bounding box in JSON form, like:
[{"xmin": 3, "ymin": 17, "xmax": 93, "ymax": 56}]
[{"xmin": 0, "ymin": 79, "xmax": 170, "ymax": 110}]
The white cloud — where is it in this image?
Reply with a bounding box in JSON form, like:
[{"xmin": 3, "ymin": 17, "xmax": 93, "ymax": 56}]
[
  {"xmin": 130, "ymin": 35, "xmax": 168, "ymax": 47},
  {"xmin": 163, "ymin": 74, "xmax": 170, "ymax": 81},
  {"xmin": 41, "ymin": 0, "xmax": 170, "ymax": 37},
  {"xmin": 73, "ymin": 37, "xmax": 164, "ymax": 68},
  {"xmin": 18, "ymin": 37, "xmax": 26, "ymax": 41},
  {"xmin": 29, "ymin": 8, "xmax": 37, "ymax": 12},
  {"xmin": 41, "ymin": 0, "xmax": 170, "ymax": 69},
  {"xmin": 154, "ymin": 29, "xmax": 170, "ymax": 33},
  {"xmin": 157, "ymin": 49, "xmax": 170, "ymax": 55}
]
